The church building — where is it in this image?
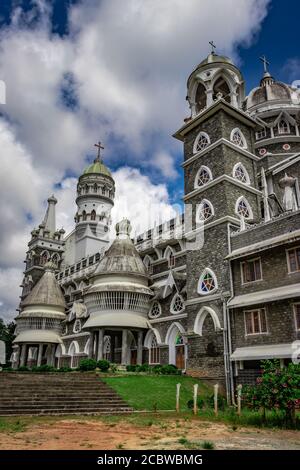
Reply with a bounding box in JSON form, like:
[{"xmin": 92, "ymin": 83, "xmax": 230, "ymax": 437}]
[{"xmin": 11, "ymin": 48, "xmax": 300, "ymax": 402}]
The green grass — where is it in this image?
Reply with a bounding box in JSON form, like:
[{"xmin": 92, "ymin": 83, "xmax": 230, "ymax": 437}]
[
  {"xmin": 0, "ymin": 418, "xmax": 27, "ymax": 433},
  {"xmin": 102, "ymin": 375, "xmax": 211, "ymax": 411},
  {"xmin": 177, "ymin": 437, "xmax": 215, "ymax": 450}
]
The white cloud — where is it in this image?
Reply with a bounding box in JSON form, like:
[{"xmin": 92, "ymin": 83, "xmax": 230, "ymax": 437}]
[{"xmin": 0, "ymin": 0, "xmax": 271, "ymax": 321}]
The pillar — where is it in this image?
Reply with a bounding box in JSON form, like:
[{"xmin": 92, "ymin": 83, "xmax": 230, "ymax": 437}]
[
  {"xmin": 88, "ymin": 332, "xmax": 94, "ymax": 358},
  {"xmin": 19, "ymin": 344, "xmax": 26, "ymax": 367},
  {"xmin": 97, "ymin": 329, "xmax": 104, "ymax": 361},
  {"xmin": 121, "ymin": 329, "xmax": 128, "ymax": 365},
  {"xmin": 37, "ymin": 344, "xmax": 43, "ymax": 367},
  {"xmin": 137, "ymin": 331, "xmax": 143, "ymax": 365}
]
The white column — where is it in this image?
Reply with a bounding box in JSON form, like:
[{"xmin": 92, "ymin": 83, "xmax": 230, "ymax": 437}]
[
  {"xmin": 121, "ymin": 330, "xmax": 128, "ymax": 365},
  {"xmin": 37, "ymin": 344, "xmax": 43, "ymax": 367},
  {"xmin": 19, "ymin": 344, "xmax": 26, "ymax": 367},
  {"xmin": 137, "ymin": 331, "xmax": 143, "ymax": 365},
  {"xmin": 88, "ymin": 332, "xmax": 94, "ymax": 358},
  {"xmin": 97, "ymin": 329, "xmax": 104, "ymax": 361}
]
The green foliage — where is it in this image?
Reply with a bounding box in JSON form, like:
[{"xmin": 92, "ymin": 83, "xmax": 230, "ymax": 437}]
[
  {"xmin": 160, "ymin": 364, "xmax": 181, "ymax": 375},
  {"xmin": 186, "ymin": 397, "xmax": 206, "ymax": 409},
  {"xmin": 97, "ymin": 359, "xmax": 110, "ymax": 372},
  {"xmin": 109, "ymin": 363, "xmax": 118, "ymax": 373},
  {"xmin": 57, "ymin": 366, "xmax": 73, "ymax": 372},
  {"xmin": 207, "ymin": 394, "xmax": 227, "ymax": 411},
  {"xmin": 31, "ymin": 365, "xmax": 56, "ymax": 373},
  {"xmin": 126, "ymin": 365, "xmax": 137, "ymax": 372},
  {"xmin": 18, "ymin": 366, "xmax": 29, "ymax": 371},
  {"xmin": 0, "ymin": 318, "xmax": 16, "ymax": 364},
  {"xmin": 242, "ymin": 360, "xmax": 300, "ymax": 426},
  {"xmin": 79, "ymin": 358, "xmax": 97, "ymax": 371},
  {"xmin": 202, "ymin": 441, "xmax": 214, "ymax": 450},
  {"xmin": 135, "ymin": 363, "xmax": 150, "ymax": 372}
]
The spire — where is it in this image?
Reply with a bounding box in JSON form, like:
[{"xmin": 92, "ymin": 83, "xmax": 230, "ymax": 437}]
[
  {"xmin": 42, "ymin": 195, "xmax": 57, "ymax": 234},
  {"xmin": 259, "ymin": 55, "xmax": 274, "ymax": 86}
]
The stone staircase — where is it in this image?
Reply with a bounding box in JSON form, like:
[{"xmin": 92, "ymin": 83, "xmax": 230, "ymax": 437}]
[{"xmin": 0, "ymin": 372, "xmax": 133, "ymax": 415}]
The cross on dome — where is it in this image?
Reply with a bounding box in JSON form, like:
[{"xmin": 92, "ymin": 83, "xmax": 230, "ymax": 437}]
[
  {"xmin": 260, "ymin": 55, "xmax": 270, "ymax": 74},
  {"xmin": 209, "ymin": 40, "xmax": 216, "ymax": 55},
  {"xmin": 94, "ymin": 141, "xmax": 104, "ymax": 162}
]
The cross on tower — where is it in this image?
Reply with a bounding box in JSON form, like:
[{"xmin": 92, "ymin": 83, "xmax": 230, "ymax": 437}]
[
  {"xmin": 209, "ymin": 40, "xmax": 216, "ymax": 54},
  {"xmin": 94, "ymin": 141, "xmax": 104, "ymax": 161},
  {"xmin": 260, "ymin": 55, "xmax": 270, "ymax": 74}
]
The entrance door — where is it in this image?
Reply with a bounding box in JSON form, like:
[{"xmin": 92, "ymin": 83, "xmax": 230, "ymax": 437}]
[
  {"xmin": 131, "ymin": 350, "xmax": 137, "ymax": 365},
  {"xmin": 175, "ymin": 345, "xmax": 185, "ymax": 369}
]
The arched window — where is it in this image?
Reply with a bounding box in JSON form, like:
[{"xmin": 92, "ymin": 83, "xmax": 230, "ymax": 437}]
[
  {"xmin": 143, "ymin": 255, "xmax": 153, "ymax": 274},
  {"xmin": 195, "ymin": 166, "xmax": 213, "ymax": 188},
  {"xmin": 40, "ymin": 251, "xmax": 49, "ymax": 265},
  {"xmin": 91, "ymin": 210, "xmax": 96, "ymax": 221},
  {"xmin": 164, "ymin": 246, "xmax": 175, "ymax": 268},
  {"xmin": 93, "ymin": 183, "xmax": 98, "ymax": 193},
  {"xmin": 51, "ymin": 253, "xmax": 60, "ymax": 266},
  {"xmin": 149, "ymin": 335, "xmax": 160, "ymax": 364},
  {"xmin": 170, "ymin": 293, "xmax": 185, "ymax": 314},
  {"xmin": 236, "ymin": 196, "xmax": 253, "ymax": 220},
  {"xmin": 195, "ymin": 82, "xmax": 207, "ymax": 113},
  {"xmin": 84, "ymin": 185, "xmax": 89, "ymax": 194},
  {"xmin": 278, "ymin": 119, "xmax": 290, "ymax": 135},
  {"xmin": 213, "ymin": 76, "xmax": 231, "ymax": 103},
  {"xmin": 148, "ymin": 301, "xmax": 162, "ymax": 319},
  {"xmin": 230, "ymin": 128, "xmax": 247, "ymax": 149},
  {"xmin": 82, "ymin": 211, "xmax": 87, "ymax": 221},
  {"xmin": 196, "ymin": 199, "xmax": 214, "ymax": 222},
  {"xmin": 233, "ymin": 163, "xmax": 250, "ymax": 185},
  {"xmin": 104, "ymin": 336, "xmax": 111, "ymax": 360},
  {"xmin": 102, "ymin": 186, "xmax": 106, "ymax": 195},
  {"xmin": 193, "ymin": 131, "xmax": 210, "ymax": 154},
  {"xmin": 73, "ymin": 319, "xmax": 82, "ymax": 334},
  {"xmin": 198, "ymin": 268, "xmax": 218, "ymax": 295}
]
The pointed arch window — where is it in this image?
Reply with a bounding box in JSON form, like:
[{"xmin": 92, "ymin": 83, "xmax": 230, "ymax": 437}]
[
  {"xmin": 278, "ymin": 119, "xmax": 290, "ymax": 135},
  {"xmin": 102, "ymin": 186, "xmax": 106, "ymax": 195},
  {"xmin": 193, "ymin": 131, "xmax": 210, "ymax": 154},
  {"xmin": 170, "ymin": 293, "xmax": 185, "ymax": 315},
  {"xmin": 150, "ymin": 335, "xmax": 160, "ymax": 364},
  {"xmin": 198, "ymin": 268, "xmax": 218, "ymax": 295},
  {"xmin": 40, "ymin": 251, "xmax": 49, "ymax": 265},
  {"xmin": 195, "ymin": 166, "xmax": 213, "ymax": 188},
  {"xmin": 233, "ymin": 163, "xmax": 250, "ymax": 185},
  {"xmin": 196, "ymin": 199, "xmax": 214, "ymax": 222},
  {"xmin": 236, "ymin": 196, "xmax": 253, "ymax": 220},
  {"xmin": 164, "ymin": 246, "xmax": 176, "ymax": 268},
  {"xmin": 82, "ymin": 210, "xmax": 87, "ymax": 221},
  {"xmin": 91, "ymin": 210, "xmax": 96, "ymax": 221},
  {"xmin": 84, "ymin": 185, "xmax": 89, "ymax": 194},
  {"xmin": 148, "ymin": 301, "xmax": 162, "ymax": 319},
  {"xmin": 93, "ymin": 183, "xmax": 98, "ymax": 193},
  {"xmin": 73, "ymin": 319, "xmax": 82, "ymax": 334},
  {"xmin": 230, "ymin": 128, "xmax": 247, "ymax": 149},
  {"xmin": 213, "ymin": 76, "xmax": 231, "ymax": 103},
  {"xmin": 51, "ymin": 253, "xmax": 60, "ymax": 266}
]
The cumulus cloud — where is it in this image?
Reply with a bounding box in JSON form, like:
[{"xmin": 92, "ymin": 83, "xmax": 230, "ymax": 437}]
[{"xmin": 0, "ymin": 0, "xmax": 270, "ymax": 320}]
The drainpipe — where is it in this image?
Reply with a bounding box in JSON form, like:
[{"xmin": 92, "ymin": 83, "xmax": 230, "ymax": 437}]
[{"xmin": 226, "ymin": 223, "xmax": 238, "ymax": 406}]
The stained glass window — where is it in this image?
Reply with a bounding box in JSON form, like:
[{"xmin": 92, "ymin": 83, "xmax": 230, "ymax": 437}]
[
  {"xmin": 195, "ymin": 166, "xmax": 212, "ymax": 187},
  {"xmin": 175, "ymin": 334, "xmax": 184, "ymax": 345},
  {"xmin": 236, "ymin": 198, "xmax": 252, "ymax": 219},
  {"xmin": 197, "ymin": 200, "xmax": 213, "ymax": 221},
  {"xmin": 198, "ymin": 269, "xmax": 217, "ymax": 295},
  {"xmin": 194, "ymin": 132, "xmax": 210, "ymax": 153},
  {"xmin": 170, "ymin": 294, "xmax": 185, "ymax": 314},
  {"xmin": 233, "ymin": 164, "xmax": 249, "ymax": 184},
  {"xmin": 231, "ymin": 129, "xmax": 247, "ymax": 148},
  {"xmin": 149, "ymin": 302, "xmax": 161, "ymax": 319}
]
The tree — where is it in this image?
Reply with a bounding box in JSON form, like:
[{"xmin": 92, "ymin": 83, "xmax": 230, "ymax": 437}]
[
  {"xmin": 0, "ymin": 318, "xmax": 16, "ymax": 364},
  {"xmin": 243, "ymin": 359, "xmax": 300, "ymax": 427}
]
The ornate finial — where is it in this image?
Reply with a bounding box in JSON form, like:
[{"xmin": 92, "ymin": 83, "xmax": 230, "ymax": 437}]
[
  {"xmin": 209, "ymin": 40, "xmax": 216, "ymax": 55},
  {"xmin": 94, "ymin": 141, "xmax": 104, "ymax": 162},
  {"xmin": 260, "ymin": 55, "xmax": 270, "ymax": 74},
  {"xmin": 115, "ymin": 218, "xmax": 132, "ymax": 238}
]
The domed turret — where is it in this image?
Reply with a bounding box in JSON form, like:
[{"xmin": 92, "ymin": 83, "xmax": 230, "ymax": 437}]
[{"xmin": 186, "ymin": 45, "xmax": 245, "ymax": 118}]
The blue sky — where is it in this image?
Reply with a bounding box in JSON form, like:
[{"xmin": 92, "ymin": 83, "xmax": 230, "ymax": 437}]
[{"xmin": 0, "ymin": 0, "xmax": 298, "ymax": 320}]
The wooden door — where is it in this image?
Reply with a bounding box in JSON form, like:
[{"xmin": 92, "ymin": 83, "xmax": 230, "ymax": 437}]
[
  {"xmin": 131, "ymin": 350, "xmax": 137, "ymax": 365},
  {"xmin": 175, "ymin": 345, "xmax": 185, "ymax": 369}
]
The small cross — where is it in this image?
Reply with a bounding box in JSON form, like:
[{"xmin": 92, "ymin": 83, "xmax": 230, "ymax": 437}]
[
  {"xmin": 209, "ymin": 40, "xmax": 216, "ymax": 54},
  {"xmin": 94, "ymin": 141, "xmax": 104, "ymax": 160},
  {"xmin": 260, "ymin": 55, "xmax": 270, "ymax": 74}
]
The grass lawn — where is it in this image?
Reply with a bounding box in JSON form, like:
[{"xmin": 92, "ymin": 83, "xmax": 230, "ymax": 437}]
[{"xmin": 102, "ymin": 374, "xmax": 212, "ymax": 411}]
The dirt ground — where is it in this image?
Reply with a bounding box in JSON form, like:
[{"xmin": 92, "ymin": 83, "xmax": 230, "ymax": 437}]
[{"xmin": 0, "ymin": 415, "xmax": 300, "ymax": 450}]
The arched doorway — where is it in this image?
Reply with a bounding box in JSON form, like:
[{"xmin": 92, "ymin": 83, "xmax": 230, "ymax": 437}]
[
  {"xmin": 165, "ymin": 323, "xmax": 187, "ymax": 370},
  {"xmin": 213, "ymin": 76, "xmax": 231, "ymax": 103},
  {"xmin": 103, "ymin": 336, "xmax": 111, "ymax": 361},
  {"xmin": 195, "ymin": 82, "xmax": 207, "ymax": 113}
]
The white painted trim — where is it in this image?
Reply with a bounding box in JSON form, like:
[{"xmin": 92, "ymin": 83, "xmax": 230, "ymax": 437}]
[
  {"xmin": 232, "ymin": 162, "xmax": 250, "ymax": 185},
  {"xmin": 194, "ymin": 165, "xmax": 213, "ymax": 189},
  {"xmin": 230, "ymin": 128, "xmax": 248, "ymax": 149},
  {"xmin": 170, "ymin": 293, "xmax": 185, "ymax": 315},
  {"xmin": 68, "ymin": 340, "xmax": 80, "ymax": 355},
  {"xmin": 240, "ymin": 257, "xmax": 263, "ymax": 285},
  {"xmin": 196, "ymin": 199, "xmax": 214, "ymax": 223},
  {"xmin": 194, "ymin": 306, "xmax": 222, "ymax": 336},
  {"xmin": 197, "ymin": 268, "xmax": 218, "ymax": 296},
  {"xmin": 165, "ymin": 322, "xmax": 187, "ymax": 367},
  {"xmin": 235, "ymin": 196, "xmax": 254, "ymax": 220},
  {"xmin": 144, "ymin": 328, "xmax": 162, "ymax": 347},
  {"xmin": 148, "ymin": 301, "xmax": 162, "ymax": 319},
  {"xmin": 193, "ymin": 131, "xmax": 211, "ymax": 154},
  {"xmin": 149, "ymin": 313, "xmax": 187, "ymax": 324},
  {"xmin": 293, "ymin": 303, "xmax": 300, "ymax": 331}
]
